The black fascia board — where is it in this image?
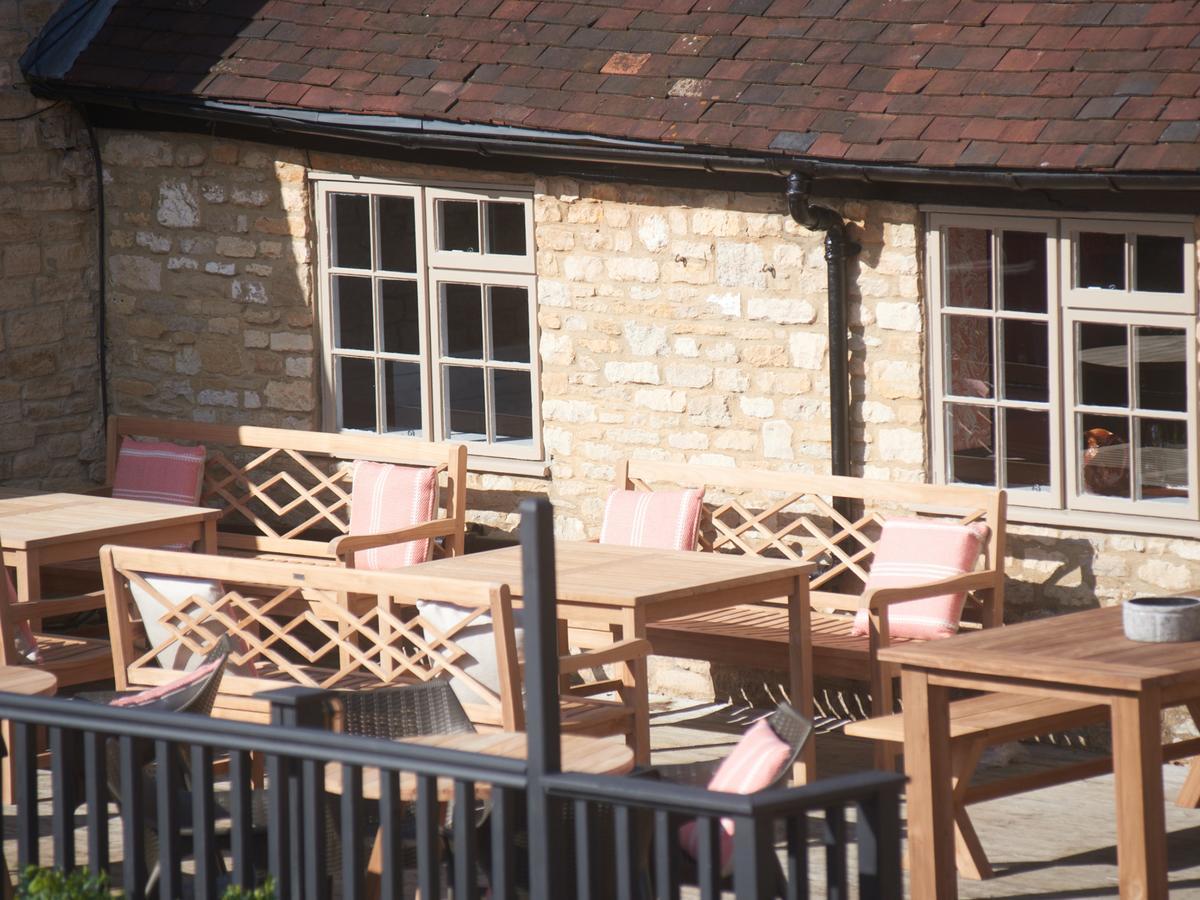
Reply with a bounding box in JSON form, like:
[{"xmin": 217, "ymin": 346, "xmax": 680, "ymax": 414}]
[{"xmin": 37, "ymin": 81, "xmax": 1200, "ymax": 214}]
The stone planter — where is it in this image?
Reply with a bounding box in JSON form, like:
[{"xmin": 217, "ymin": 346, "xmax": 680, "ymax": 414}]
[{"xmin": 1122, "ymin": 596, "xmax": 1200, "ymax": 643}]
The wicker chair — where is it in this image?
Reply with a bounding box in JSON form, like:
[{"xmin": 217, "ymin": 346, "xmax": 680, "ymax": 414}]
[{"xmin": 653, "ymin": 702, "xmax": 814, "ymax": 898}]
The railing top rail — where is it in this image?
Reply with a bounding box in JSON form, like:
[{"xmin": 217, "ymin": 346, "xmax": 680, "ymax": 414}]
[
  {"xmin": 0, "ymin": 691, "xmax": 527, "ymax": 786},
  {"xmin": 545, "ymin": 769, "xmax": 907, "ymax": 817}
]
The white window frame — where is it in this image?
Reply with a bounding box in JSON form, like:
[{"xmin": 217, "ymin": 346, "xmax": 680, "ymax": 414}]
[
  {"xmin": 314, "ymin": 176, "xmax": 542, "ymax": 462},
  {"xmin": 927, "ymin": 209, "xmax": 1198, "ymax": 523}
]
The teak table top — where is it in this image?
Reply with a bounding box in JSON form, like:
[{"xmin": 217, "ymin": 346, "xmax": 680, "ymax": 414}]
[
  {"xmin": 878, "ymin": 604, "xmax": 1200, "ymax": 694},
  {"xmin": 0, "ymin": 665, "xmax": 57, "ymax": 697},
  {"xmin": 411, "ymin": 541, "xmax": 813, "ymax": 608},
  {"xmin": 0, "ymin": 490, "xmax": 220, "ymax": 550}
]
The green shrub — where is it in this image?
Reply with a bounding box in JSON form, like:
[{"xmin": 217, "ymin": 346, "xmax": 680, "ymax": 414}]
[
  {"xmin": 220, "ymin": 878, "xmax": 276, "ymax": 900},
  {"xmin": 17, "ymin": 866, "xmax": 110, "ymax": 899}
]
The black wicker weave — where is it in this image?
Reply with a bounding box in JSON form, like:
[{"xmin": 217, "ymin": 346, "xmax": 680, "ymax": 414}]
[{"xmin": 333, "ymin": 680, "xmax": 476, "ymax": 741}]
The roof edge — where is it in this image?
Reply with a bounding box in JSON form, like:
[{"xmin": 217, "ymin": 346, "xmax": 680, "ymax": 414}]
[{"xmin": 28, "ymin": 79, "xmax": 1200, "ymax": 194}]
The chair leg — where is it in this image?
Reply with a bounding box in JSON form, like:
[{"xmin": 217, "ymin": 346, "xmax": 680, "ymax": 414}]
[
  {"xmin": 949, "ymin": 739, "xmax": 993, "ymax": 880},
  {"xmin": 1177, "ymin": 702, "xmax": 1200, "ymax": 809}
]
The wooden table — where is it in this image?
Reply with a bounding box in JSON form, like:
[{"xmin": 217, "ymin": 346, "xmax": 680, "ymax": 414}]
[
  {"xmin": 325, "ymin": 731, "xmax": 635, "ymax": 801},
  {"xmin": 880, "ymin": 604, "xmax": 1200, "ymax": 900},
  {"xmin": 412, "ymin": 542, "xmax": 815, "ymax": 775},
  {"xmin": 0, "ymin": 665, "xmax": 57, "ymax": 804},
  {"xmin": 0, "ymin": 489, "xmax": 221, "ymax": 609}
]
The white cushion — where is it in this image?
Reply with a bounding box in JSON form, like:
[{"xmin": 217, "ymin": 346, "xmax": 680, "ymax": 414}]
[
  {"xmin": 129, "ymin": 574, "xmax": 228, "ymax": 671},
  {"xmin": 415, "ymin": 599, "xmax": 523, "ymax": 707}
]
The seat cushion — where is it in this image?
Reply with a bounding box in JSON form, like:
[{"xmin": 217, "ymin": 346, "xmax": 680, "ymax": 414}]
[
  {"xmin": 110, "ymin": 655, "xmax": 223, "ymax": 708},
  {"xmin": 678, "ymin": 718, "xmax": 793, "ymax": 875},
  {"xmin": 128, "ymin": 574, "xmax": 230, "ymax": 671},
  {"xmin": 415, "ymin": 599, "xmax": 523, "ymax": 709},
  {"xmin": 851, "ymin": 518, "xmax": 990, "ymax": 641},
  {"xmin": 112, "ymin": 438, "xmax": 207, "ymax": 551},
  {"xmin": 599, "ymin": 488, "xmax": 705, "ymax": 552},
  {"xmin": 348, "ymin": 461, "xmax": 439, "ymax": 570}
]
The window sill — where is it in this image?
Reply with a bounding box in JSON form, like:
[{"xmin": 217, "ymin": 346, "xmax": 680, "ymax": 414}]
[
  {"xmin": 467, "ymin": 456, "xmax": 551, "ymax": 479},
  {"xmin": 1006, "ymin": 504, "xmax": 1200, "ymax": 540}
]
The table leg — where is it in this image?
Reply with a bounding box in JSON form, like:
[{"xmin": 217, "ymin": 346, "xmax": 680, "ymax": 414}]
[
  {"xmin": 950, "ymin": 739, "xmax": 992, "ymax": 880},
  {"xmin": 1176, "ymin": 700, "xmax": 1200, "ymax": 809},
  {"xmin": 200, "ymin": 518, "xmax": 218, "ymax": 554},
  {"xmin": 1111, "ymin": 690, "xmax": 1169, "ymax": 900},
  {"xmin": 901, "ymin": 667, "xmax": 957, "ymax": 900},
  {"xmin": 620, "ymin": 607, "xmax": 650, "ymax": 767},
  {"xmin": 13, "ymin": 552, "xmax": 42, "ymax": 631},
  {"xmin": 788, "ymin": 574, "xmax": 815, "ymax": 784}
]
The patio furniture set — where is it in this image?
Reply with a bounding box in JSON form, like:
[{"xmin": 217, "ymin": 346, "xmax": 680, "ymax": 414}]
[{"xmin": 0, "ymin": 413, "xmax": 1198, "ymax": 897}]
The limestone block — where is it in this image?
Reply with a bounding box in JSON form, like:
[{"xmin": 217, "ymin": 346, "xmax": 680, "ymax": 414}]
[
  {"xmin": 543, "ymin": 399, "xmax": 597, "ymax": 423},
  {"xmin": 232, "ymin": 279, "xmax": 267, "ymax": 303},
  {"xmin": 877, "ymin": 428, "xmax": 923, "ymax": 464},
  {"xmin": 665, "ymin": 362, "xmax": 714, "ymax": 389},
  {"xmin": 105, "ymin": 134, "xmax": 173, "ymax": 167},
  {"xmin": 110, "ymin": 254, "xmax": 162, "ymax": 291},
  {"xmin": 713, "ymin": 430, "xmax": 756, "ymax": 451},
  {"xmin": 197, "ymin": 389, "xmax": 238, "ymax": 407},
  {"xmin": 872, "ymin": 359, "xmax": 922, "ymax": 400},
  {"xmin": 217, "ymin": 235, "xmax": 257, "ymax": 258},
  {"xmin": 201, "ymin": 183, "xmax": 226, "ymax": 203},
  {"xmin": 668, "ymin": 431, "xmax": 708, "ymax": 450},
  {"xmin": 205, "ymin": 261, "xmax": 235, "ymax": 276},
  {"xmin": 634, "ymin": 389, "xmax": 686, "ymax": 413},
  {"xmin": 716, "ymin": 241, "xmax": 766, "ymax": 289},
  {"xmin": 543, "ymin": 426, "xmax": 572, "ymax": 455},
  {"xmin": 788, "ymin": 331, "xmax": 827, "ymax": 369},
  {"xmin": 672, "ymin": 336, "xmax": 700, "ymax": 357},
  {"xmin": 269, "ymin": 332, "xmax": 313, "ymax": 352},
  {"xmin": 563, "ymin": 255, "xmax": 603, "ymax": 282},
  {"xmin": 637, "ymin": 214, "xmax": 669, "ymax": 251},
  {"xmin": 714, "ymin": 367, "xmax": 749, "ymax": 393},
  {"xmin": 691, "ymin": 209, "xmax": 740, "ymax": 236},
  {"xmin": 285, "ymin": 357, "xmax": 313, "ymax": 377},
  {"xmin": 705, "ymin": 292, "xmax": 741, "ymax": 317},
  {"xmin": 688, "ymin": 452, "xmax": 735, "ymax": 467},
  {"xmin": 686, "ymin": 396, "xmax": 730, "ymax": 427},
  {"xmin": 762, "ymin": 420, "xmax": 794, "ymax": 459},
  {"xmin": 604, "ymin": 256, "xmax": 659, "ymax": 283},
  {"xmin": 232, "ymin": 188, "xmax": 270, "ymax": 207},
  {"xmin": 747, "ymin": 297, "xmax": 816, "ymax": 325},
  {"xmin": 175, "ymin": 346, "xmax": 201, "ymax": 375},
  {"xmin": 876, "ymin": 301, "xmax": 922, "ymax": 332},
  {"xmin": 741, "ymin": 344, "xmax": 787, "ymax": 367},
  {"xmin": 540, "ymin": 331, "xmax": 574, "ymax": 365},
  {"xmin": 264, "ymin": 380, "xmax": 315, "ymax": 412},
  {"xmin": 624, "ymin": 321, "xmax": 667, "ymax": 355},
  {"xmin": 604, "ymin": 361, "xmax": 660, "ymax": 384},
  {"xmin": 1136, "ymin": 559, "xmax": 1194, "ymax": 592},
  {"xmin": 157, "ymin": 180, "xmax": 199, "ymax": 228},
  {"xmin": 167, "ymin": 256, "xmax": 198, "ymax": 271},
  {"xmin": 860, "ymin": 400, "xmax": 896, "ymax": 423},
  {"xmin": 739, "ymin": 397, "xmax": 775, "ymax": 418},
  {"xmin": 244, "ymin": 390, "xmax": 261, "ymax": 409}
]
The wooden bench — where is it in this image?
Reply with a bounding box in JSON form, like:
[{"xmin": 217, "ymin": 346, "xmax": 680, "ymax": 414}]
[
  {"xmin": 845, "ymin": 695, "xmax": 1200, "ymax": 879},
  {"xmin": 100, "ymin": 545, "xmax": 648, "ymax": 749},
  {"xmin": 103, "ymin": 415, "xmax": 467, "ymax": 565},
  {"xmin": 619, "ymin": 460, "xmax": 1006, "ymax": 754}
]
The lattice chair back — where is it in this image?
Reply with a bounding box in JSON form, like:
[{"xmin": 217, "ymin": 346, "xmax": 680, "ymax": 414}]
[{"xmin": 99, "ymin": 545, "xmax": 522, "ymax": 728}]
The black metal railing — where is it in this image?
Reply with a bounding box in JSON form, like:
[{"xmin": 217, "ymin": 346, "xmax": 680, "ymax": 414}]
[{"xmin": 0, "ymin": 496, "xmax": 904, "ymax": 899}]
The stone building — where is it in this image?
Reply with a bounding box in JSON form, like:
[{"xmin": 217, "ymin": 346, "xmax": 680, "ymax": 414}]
[{"xmin": 14, "ymin": 1, "xmax": 1200, "ymax": 715}]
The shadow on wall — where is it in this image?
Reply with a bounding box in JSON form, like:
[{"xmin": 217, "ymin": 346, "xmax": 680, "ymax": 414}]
[{"xmin": 1004, "ymin": 535, "xmax": 1099, "ymax": 622}]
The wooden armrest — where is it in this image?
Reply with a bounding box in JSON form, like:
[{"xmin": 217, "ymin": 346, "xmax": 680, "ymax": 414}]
[
  {"xmin": 558, "ymin": 638, "xmax": 652, "ymax": 675},
  {"xmin": 329, "ymin": 518, "xmax": 459, "ymax": 558},
  {"xmin": 859, "ymin": 570, "xmax": 1000, "ymax": 610}
]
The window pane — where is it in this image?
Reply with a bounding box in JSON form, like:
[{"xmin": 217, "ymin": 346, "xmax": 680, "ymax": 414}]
[
  {"xmin": 1004, "ymin": 408, "xmax": 1050, "ymax": 492},
  {"xmin": 493, "ymin": 370, "xmax": 533, "ymax": 443},
  {"xmin": 445, "ymin": 366, "xmax": 486, "ymax": 441},
  {"xmin": 1136, "ymin": 326, "xmax": 1187, "ymax": 412},
  {"xmin": 378, "ymin": 196, "xmax": 417, "ymax": 272},
  {"xmin": 485, "ymin": 201, "xmax": 527, "ymax": 255},
  {"xmin": 947, "ymin": 403, "xmax": 995, "ymax": 486},
  {"xmin": 1000, "ymin": 231, "xmax": 1047, "ymax": 313},
  {"xmin": 384, "ymin": 361, "xmax": 423, "ymax": 436},
  {"xmin": 946, "ymin": 316, "xmax": 993, "ymax": 399},
  {"xmin": 944, "ymin": 227, "xmax": 991, "ymax": 310},
  {"xmin": 1078, "ymin": 322, "xmax": 1128, "ymax": 407},
  {"xmin": 1080, "ymin": 414, "xmax": 1131, "ymax": 498},
  {"xmin": 1138, "ymin": 418, "xmax": 1189, "ymax": 502},
  {"xmin": 334, "ymin": 275, "xmax": 374, "ymax": 351},
  {"xmin": 1135, "ymin": 234, "xmax": 1184, "ymax": 294},
  {"xmin": 1077, "ymin": 231, "xmax": 1125, "ymax": 290},
  {"xmin": 442, "ymin": 283, "xmax": 484, "ymax": 358},
  {"xmin": 438, "ymin": 200, "xmax": 479, "ymax": 252},
  {"xmin": 1001, "ymin": 319, "xmax": 1048, "ymax": 403},
  {"xmin": 332, "ymin": 194, "xmax": 371, "ymax": 270},
  {"xmin": 339, "ymin": 357, "xmax": 376, "ymax": 431},
  {"xmin": 381, "ymin": 280, "xmax": 420, "ymax": 355},
  {"xmin": 490, "ymin": 286, "xmax": 530, "ymax": 363}
]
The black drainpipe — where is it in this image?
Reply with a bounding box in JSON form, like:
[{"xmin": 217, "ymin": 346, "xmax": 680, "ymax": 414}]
[{"xmin": 786, "ymin": 172, "xmax": 861, "ymax": 518}]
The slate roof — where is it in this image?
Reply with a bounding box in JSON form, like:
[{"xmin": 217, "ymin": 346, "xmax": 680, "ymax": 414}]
[{"xmin": 29, "ymin": 0, "xmax": 1200, "ymax": 173}]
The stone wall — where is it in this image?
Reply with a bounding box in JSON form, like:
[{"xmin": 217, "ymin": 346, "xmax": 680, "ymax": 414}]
[
  {"xmin": 0, "ymin": 1, "xmax": 100, "ymax": 486},
  {"xmin": 95, "ymin": 130, "xmax": 1200, "ymax": 738}
]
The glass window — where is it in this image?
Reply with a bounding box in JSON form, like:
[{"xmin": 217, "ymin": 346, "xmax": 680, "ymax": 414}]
[
  {"xmin": 318, "ymin": 181, "xmax": 540, "ymax": 459},
  {"xmin": 931, "ymin": 213, "xmax": 1196, "ymax": 520}
]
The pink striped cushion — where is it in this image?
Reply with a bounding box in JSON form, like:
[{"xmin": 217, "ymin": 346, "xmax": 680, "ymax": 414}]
[
  {"xmin": 678, "ymin": 718, "xmax": 793, "ymax": 875},
  {"xmin": 110, "ymin": 655, "xmax": 222, "ymax": 708},
  {"xmin": 112, "ymin": 438, "xmax": 206, "ymax": 506},
  {"xmin": 348, "ymin": 461, "xmax": 439, "ymax": 571},
  {"xmin": 599, "ymin": 488, "xmax": 704, "ymax": 552},
  {"xmin": 851, "ymin": 518, "xmax": 990, "ymax": 641},
  {"xmin": 3, "ymin": 569, "xmax": 41, "ymax": 664}
]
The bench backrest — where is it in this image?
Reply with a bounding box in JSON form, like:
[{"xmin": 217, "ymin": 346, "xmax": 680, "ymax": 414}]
[
  {"xmin": 99, "ymin": 545, "xmax": 521, "ymax": 727},
  {"xmin": 616, "ymin": 459, "xmax": 1007, "ymax": 626},
  {"xmin": 106, "ymin": 415, "xmax": 467, "ymax": 561}
]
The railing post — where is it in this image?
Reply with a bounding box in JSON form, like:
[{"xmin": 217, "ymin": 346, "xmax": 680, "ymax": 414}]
[
  {"xmin": 731, "ymin": 814, "xmax": 775, "ymax": 900},
  {"xmin": 857, "ymin": 784, "xmax": 903, "ymax": 900},
  {"xmin": 520, "ymin": 496, "xmax": 563, "ymax": 900},
  {"xmin": 264, "ymin": 687, "xmax": 332, "ymax": 900}
]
